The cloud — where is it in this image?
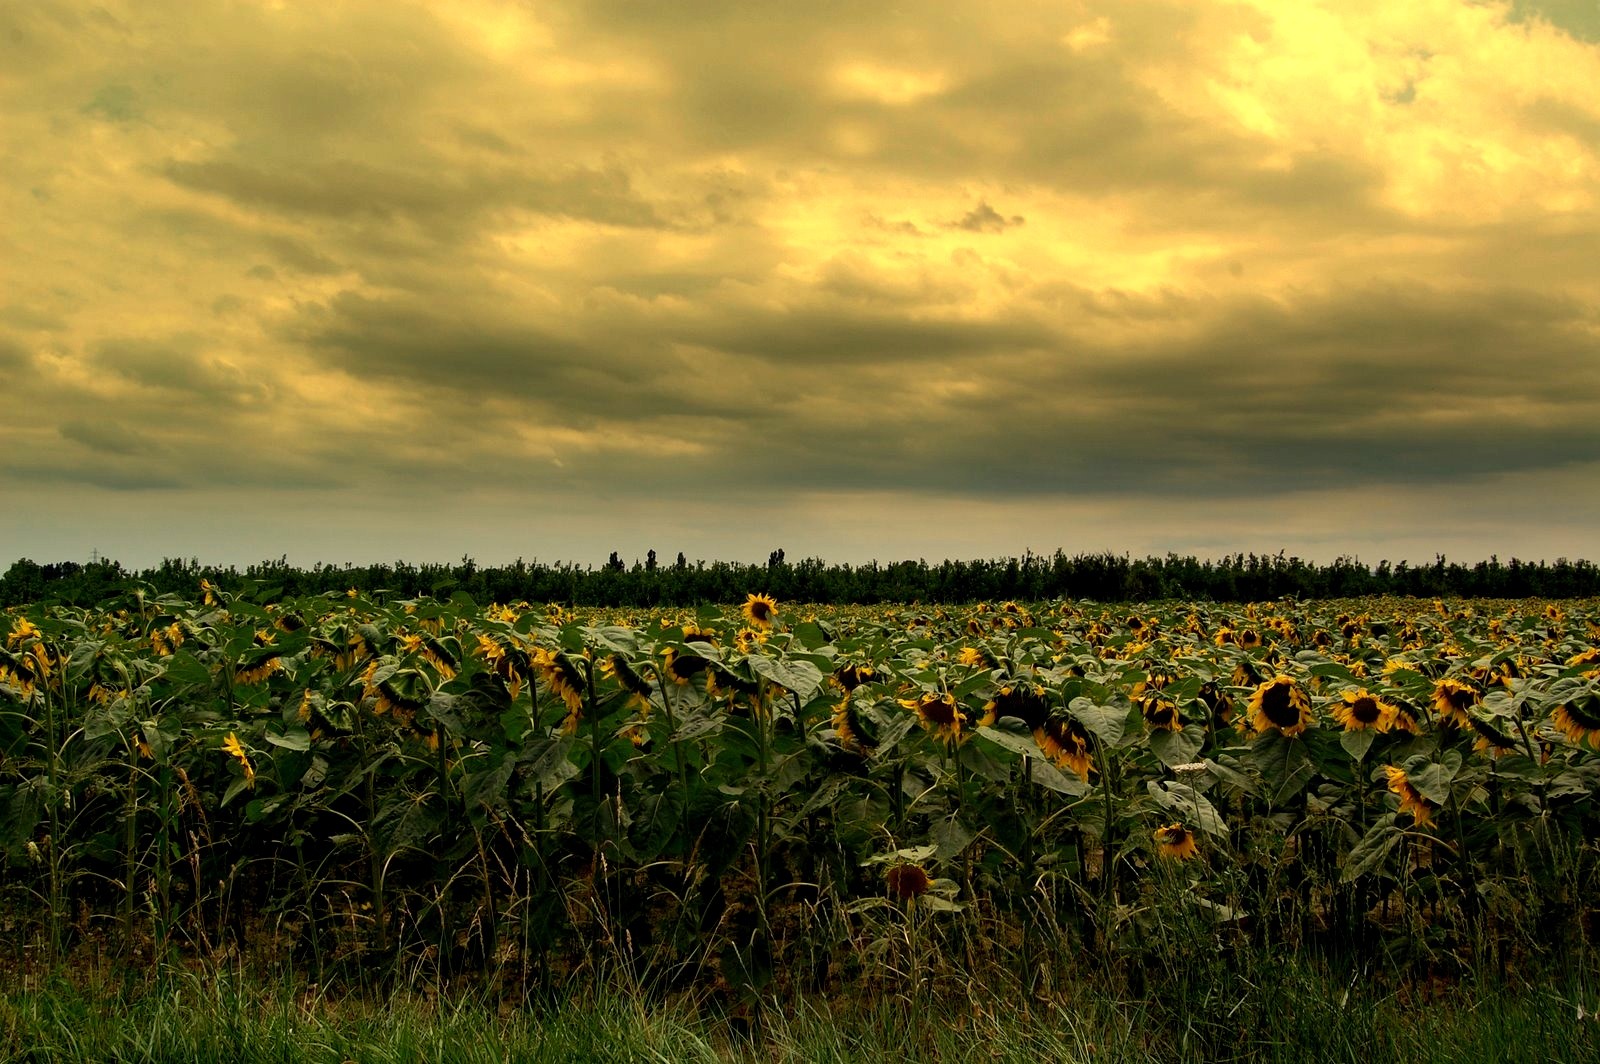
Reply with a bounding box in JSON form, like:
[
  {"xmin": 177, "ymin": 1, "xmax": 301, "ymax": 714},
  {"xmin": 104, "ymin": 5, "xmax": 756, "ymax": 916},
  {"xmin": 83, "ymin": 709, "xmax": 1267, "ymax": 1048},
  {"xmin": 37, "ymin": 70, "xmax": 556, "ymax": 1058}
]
[
  {"xmin": 5, "ymin": 0, "xmax": 1600, "ymax": 566},
  {"xmin": 953, "ymin": 201, "xmax": 1024, "ymax": 232}
]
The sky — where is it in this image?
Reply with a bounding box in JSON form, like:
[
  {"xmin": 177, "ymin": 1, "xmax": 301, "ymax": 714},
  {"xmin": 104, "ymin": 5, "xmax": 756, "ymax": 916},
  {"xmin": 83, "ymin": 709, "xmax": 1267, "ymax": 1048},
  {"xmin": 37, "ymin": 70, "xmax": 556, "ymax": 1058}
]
[{"xmin": 4, "ymin": 0, "xmax": 1600, "ymax": 572}]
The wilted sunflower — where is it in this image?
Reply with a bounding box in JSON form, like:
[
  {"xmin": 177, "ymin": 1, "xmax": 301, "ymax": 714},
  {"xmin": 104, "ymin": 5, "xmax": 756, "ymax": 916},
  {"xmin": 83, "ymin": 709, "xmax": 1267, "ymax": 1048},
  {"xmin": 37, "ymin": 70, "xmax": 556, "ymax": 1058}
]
[
  {"xmin": 1332, "ymin": 690, "xmax": 1397, "ymax": 733},
  {"xmin": 1384, "ymin": 765, "xmax": 1435, "ymax": 826},
  {"xmin": 1152, "ymin": 823, "xmax": 1198, "ymax": 861},
  {"xmin": 830, "ymin": 662, "xmax": 876, "ymax": 693},
  {"xmin": 1140, "ymin": 696, "xmax": 1182, "ymax": 733},
  {"xmin": 742, "ymin": 593, "xmax": 778, "ymax": 631},
  {"xmin": 1231, "ymin": 658, "xmax": 1265, "ymax": 687},
  {"xmin": 1035, "ymin": 712, "xmax": 1094, "ymax": 780},
  {"xmin": 886, "ymin": 862, "xmax": 931, "ymax": 901},
  {"xmin": 234, "ymin": 654, "xmax": 282, "ymax": 686},
  {"xmin": 983, "ymin": 683, "xmax": 1051, "ymax": 729},
  {"xmin": 1249, "ymin": 675, "xmax": 1313, "ymax": 737},
  {"xmin": 1198, "ymin": 681, "xmax": 1234, "ymax": 729},
  {"xmin": 1469, "ymin": 715, "xmax": 1518, "ymax": 758},
  {"xmin": 1389, "ymin": 698, "xmax": 1425, "ymax": 734},
  {"xmin": 831, "ymin": 695, "xmax": 873, "ymax": 753},
  {"xmin": 533, "ymin": 647, "xmax": 587, "ymax": 714},
  {"xmin": 1551, "ymin": 693, "xmax": 1600, "ymax": 749},
  {"xmin": 900, "ymin": 691, "xmax": 970, "ymax": 746},
  {"xmin": 661, "ymin": 645, "xmax": 710, "ymax": 686},
  {"xmin": 600, "ymin": 653, "xmax": 654, "ymax": 711},
  {"xmin": 1431, "ymin": 678, "xmax": 1479, "ymax": 727},
  {"xmin": 958, "ymin": 645, "xmax": 998, "ymax": 670}
]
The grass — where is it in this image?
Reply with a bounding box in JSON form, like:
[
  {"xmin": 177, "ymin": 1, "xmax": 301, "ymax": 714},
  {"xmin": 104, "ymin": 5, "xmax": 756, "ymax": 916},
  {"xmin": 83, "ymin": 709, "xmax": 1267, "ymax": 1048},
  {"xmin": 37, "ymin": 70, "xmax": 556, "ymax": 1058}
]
[{"xmin": 2, "ymin": 957, "xmax": 1597, "ymax": 1064}]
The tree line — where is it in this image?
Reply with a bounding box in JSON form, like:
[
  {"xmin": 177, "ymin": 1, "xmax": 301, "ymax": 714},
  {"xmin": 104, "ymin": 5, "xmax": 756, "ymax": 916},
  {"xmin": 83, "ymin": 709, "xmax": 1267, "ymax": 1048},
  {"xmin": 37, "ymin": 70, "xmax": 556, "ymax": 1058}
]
[{"xmin": 4, "ymin": 549, "xmax": 1599, "ymax": 608}]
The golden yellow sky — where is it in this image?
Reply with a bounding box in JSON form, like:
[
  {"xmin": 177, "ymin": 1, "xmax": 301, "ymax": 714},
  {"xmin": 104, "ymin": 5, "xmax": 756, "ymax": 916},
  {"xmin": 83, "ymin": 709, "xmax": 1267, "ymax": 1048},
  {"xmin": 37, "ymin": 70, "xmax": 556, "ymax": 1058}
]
[{"xmin": 4, "ymin": 0, "xmax": 1599, "ymax": 568}]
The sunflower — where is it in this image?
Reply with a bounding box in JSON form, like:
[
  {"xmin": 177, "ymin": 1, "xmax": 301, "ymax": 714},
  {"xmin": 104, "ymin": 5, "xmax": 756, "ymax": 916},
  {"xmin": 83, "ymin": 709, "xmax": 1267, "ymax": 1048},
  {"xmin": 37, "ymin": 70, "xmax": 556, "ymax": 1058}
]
[
  {"xmin": 1384, "ymin": 765, "xmax": 1435, "ymax": 826},
  {"xmin": 831, "ymin": 695, "xmax": 872, "ymax": 752},
  {"xmin": 742, "ymin": 593, "xmax": 778, "ymax": 631},
  {"xmin": 600, "ymin": 653, "xmax": 654, "ymax": 711},
  {"xmin": 1248, "ymin": 675, "xmax": 1313, "ymax": 737},
  {"xmin": 221, "ymin": 732, "xmax": 255, "ymax": 785},
  {"xmin": 1198, "ymin": 681, "xmax": 1234, "ymax": 729},
  {"xmin": 1152, "ymin": 823, "xmax": 1198, "ymax": 861},
  {"xmin": 900, "ymin": 691, "xmax": 970, "ymax": 746},
  {"xmin": 983, "ymin": 683, "xmax": 1050, "ymax": 729},
  {"xmin": 1035, "ymin": 712, "xmax": 1094, "ymax": 780},
  {"xmin": 234, "ymin": 655, "xmax": 282, "ymax": 686},
  {"xmin": 1389, "ymin": 698, "xmax": 1424, "ymax": 735},
  {"xmin": 1431, "ymin": 678, "xmax": 1479, "ymax": 727},
  {"xmin": 533, "ymin": 647, "xmax": 587, "ymax": 713},
  {"xmin": 1551, "ymin": 693, "xmax": 1600, "ymax": 749},
  {"xmin": 830, "ymin": 662, "xmax": 876, "ymax": 693},
  {"xmin": 1469, "ymin": 715, "xmax": 1518, "ymax": 758},
  {"xmin": 1140, "ymin": 696, "xmax": 1182, "ymax": 732},
  {"xmin": 1331, "ymin": 689, "xmax": 1397, "ymax": 733},
  {"xmin": 660, "ymin": 646, "xmax": 709, "ymax": 686},
  {"xmin": 958, "ymin": 645, "xmax": 998, "ymax": 669},
  {"xmin": 886, "ymin": 862, "xmax": 931, "ymax": 901},
  {"xmin": 1231, "ymin": 658, "xmax": 1264, "ymax": 687}
]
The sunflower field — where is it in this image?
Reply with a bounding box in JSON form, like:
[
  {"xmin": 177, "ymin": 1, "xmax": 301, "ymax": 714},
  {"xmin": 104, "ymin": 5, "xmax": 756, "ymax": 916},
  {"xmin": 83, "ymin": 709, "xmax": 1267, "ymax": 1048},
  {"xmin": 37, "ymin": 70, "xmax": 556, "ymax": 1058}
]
[{"xmin": 2, "ymin": 587, "xmax": 1597, "ymax": 1005}]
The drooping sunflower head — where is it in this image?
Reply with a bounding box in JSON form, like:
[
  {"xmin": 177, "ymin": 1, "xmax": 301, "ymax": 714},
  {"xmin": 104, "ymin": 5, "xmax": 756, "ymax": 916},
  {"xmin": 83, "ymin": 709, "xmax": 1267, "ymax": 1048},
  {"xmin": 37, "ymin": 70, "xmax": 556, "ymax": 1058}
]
[
  {"xmin": 1431, "ymin": 678, "xmax": 1480, "ymax": 727},
  {"xmin": 831, "ymin": 695, "xmax": 873, "ymax": 753},
  {"xmin": 1551, "ymin": 692, "xmax": 1600, "ymax": 749},
  {"xmin": 742, "ymin": 593, "xmax": 778, "ymax": 631},
  {"xmin": 1198, "ymin": 681, "xmax": 1234, "ymax": 729},
  {"xmin": 1140, "ymin": 696, "xmax": 1182, "ymax": 733},
  {"xmin": 1231, "ymin": 658, "xmax": 1264, "ymax": 688},
  {"xmin": 600, "ymin": 653, "xmax": 654, "ymax": 707},
  {"xmin": 1152, "ymin": 822, "xmax": 1198, "ymax": 861},
  {"xmin": 1384, "ymin": 764, "xmax": 1435, "ymax": 826},
  {"xmin": 1469, "ymin": 715, "xmax": 1518, "ymax": 758},
  {"xmin": 958, "ymin": 645, "xmax": 999, "ymax": 670},
  {"xmin": 661, "ymin": 645, "xmax": 710, "ymax": 686},
  {"xmin": 1249, "ymin": 675, "xmax": 1313, "ymax": 737},
  {"xmin": 885, "ymin": 863, "xmax": 931, "ymax": 901},
  {"xmin": 1035, "ymin": 712, "xmax": 1094, "ymax": 780},
  {"xmin": 983, "ymin": 683, "xmax": 1050, "ymax": 730},
  {"xmin": 534, "ymin": 647, "xmax": 588, "ymax": 713},
  {"xmin": 830, "ymin": 662, "xmax": 876, "ymax": 693},
  {"xmin": 1332, "ymin": 689, "xmax": 1397, "ymax": 733},
  {"xmin": 900, "ymin": 691, "xmax": 971, "ymax": 746}
]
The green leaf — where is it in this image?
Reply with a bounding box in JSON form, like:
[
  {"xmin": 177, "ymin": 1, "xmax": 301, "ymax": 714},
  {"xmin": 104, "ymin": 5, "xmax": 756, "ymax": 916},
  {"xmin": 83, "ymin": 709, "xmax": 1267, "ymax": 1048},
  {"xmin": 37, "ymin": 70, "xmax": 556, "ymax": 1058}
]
[
  {"xmin": 1342, "ymin": 815, "xmax": 1402, "ymax": 882},
  {"xmin": 1149, "ymin": 726, "xmax": 1205, "ymax": 769},
  {"xmin": 1146, "ymin": 780, "xmax": 1227, "ymax": 837},
  {"xmin": 161, "ymin": 650, "xmax": 213, "ymax": 689},
  {"xmin": 932, "ymin": 815, "xmax": 976, "ymax": 860},
  {"xmin": 1030, "ymin": 757, "xmax": 1089, "ymax": 796},
  {"xmin": 1248, "ymin": 730, "xmax": 1317, "ymax": 806},
  {"xmin": 744, "ymin": 653, "xmax": 824, "ymax": 701},
  {"xmin": 1070, "ymin": 698, "xmax": 1126, "ymax": 746},
  {"xmin": 976, "ymin": 721, "xmax": 1041, "ymax": 760},
  {"xmin": 265, "ymin": 726, "xmax": 312, "ymax": 752},
  {"xmin": 462, "ymin": 752, "xmax": 516, "ymax": 810},
  {"xmin": 629, "ymin": 780, "xmax": 688, "ymax": 860},
  {"xmin": 1407, "ymin": 752, "xmax": 1459, "ymax": 805},
  {"xmin": 1339, "ymin": 728, "xmax": 1378, "ymax": 764}
]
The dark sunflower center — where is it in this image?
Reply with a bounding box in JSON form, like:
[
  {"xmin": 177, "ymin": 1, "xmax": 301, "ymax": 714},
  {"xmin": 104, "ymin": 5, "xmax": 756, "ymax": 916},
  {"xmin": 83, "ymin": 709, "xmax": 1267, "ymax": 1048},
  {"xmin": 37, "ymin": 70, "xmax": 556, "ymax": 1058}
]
[
  {"xmin": 1144, "ymin": 700, "xmax": 1176, "ymax": 725},
  {"xmin": 1349, "ymin": 696, "xmax": 1381, "ymax": 723},
  {"xmin": 922, "ymin": 698, "xmax": 958, "ymax": 726},
  {"xmin": 1261, "ymin": 683, "xmax": 1300, "ymax": 727}
]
